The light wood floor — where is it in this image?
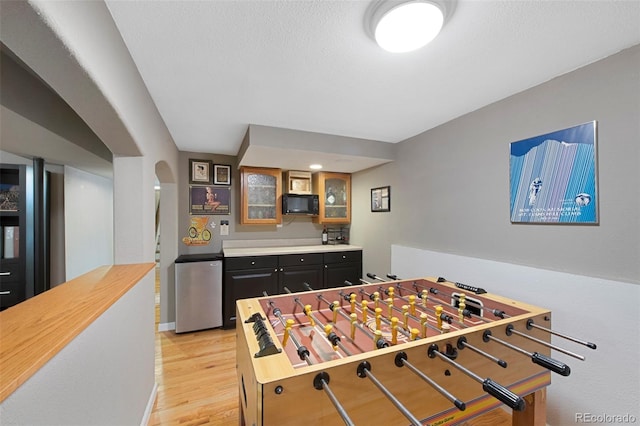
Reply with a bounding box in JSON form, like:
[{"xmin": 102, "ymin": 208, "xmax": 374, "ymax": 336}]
[{"xmin": 150, "ymin": 269, "xmax": 511, "ymax": 426}]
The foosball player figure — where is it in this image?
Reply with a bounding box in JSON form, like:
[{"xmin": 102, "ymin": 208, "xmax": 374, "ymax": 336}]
[
  {"xmin": 324, "ymin": 324, "xmax": 340, "ymax": 351},
  {"xmin": 391, "ymin": 317, "xmax": 399, "ymax": 345},
  {"xmin": 362, "ymin": 300, "xmax": 369, "ymax": 322},
  {"xmin": 373, "ymin": 291, "xmax": 380, "ymax": 309},
  {"xmin": 436, "ymin": 305, "xmax": 444, "ymax": 330},
  {"xmin": 458, "ymin": 300, "xmax": 466, "ymax": 323},
  {"xmin": 410, "ymin": 328, "xmax": 420, "ymax": 341},
  {"xmin": 402, "ymin": 305, "xmax": 410, "ymax": 329},
  {"xmin": 350, "ymin": 313, "xmax": 357, "ymax": 340},
  {"xmin": 387, "ymin": 298, "xmax": 394, "ymax": 319},
  {"xmin": 375, "ymin": 307, "xmax": 383, "ymax": 331},
  {"xmin": 304, "ymin": 304, "xmax": 315, "ymax": 326},
  {"xmin": 420, "ymin": 313, "xmax": 428, "ymax": 338},
  {"xmin": 331, "ymin": 301, "xmax": 339, "ymax": 323},
  {"xmin": 409, "ymin": 295, "xmax": 417, "ymax": 316},
  {"xmin": 283, "ymin": 318, "xmax": 295, "ymax": 347},
  {"xmin": 350, "ymin": 293, "xmax": 357, "ymax": 313},
  {"xmin": 421, "ymin": 289, "xmax": 428, "ymax": 307}
]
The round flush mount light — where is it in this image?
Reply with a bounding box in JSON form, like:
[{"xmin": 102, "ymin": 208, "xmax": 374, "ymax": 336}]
[{"xmin": 366, "ymin": 0, "xmax": 455, "ymax": 53}]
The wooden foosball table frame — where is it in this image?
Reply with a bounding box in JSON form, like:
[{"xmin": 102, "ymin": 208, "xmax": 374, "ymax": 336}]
[{"xmin": 236, "ymin": 277, "xmax": 559, "ymax": 426}]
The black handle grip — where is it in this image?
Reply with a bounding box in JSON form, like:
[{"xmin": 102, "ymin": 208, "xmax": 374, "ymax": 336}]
[
  {"xmin": 482, "ymin": 379, "xmax": 525, "ymax": 411},
  {"xmin": 532, "ymin": 352, "xmax": 571, "ymax": 376},
  {"xmin": 366, "ymin": 273, "xmax": 377, "ymax": 279}
]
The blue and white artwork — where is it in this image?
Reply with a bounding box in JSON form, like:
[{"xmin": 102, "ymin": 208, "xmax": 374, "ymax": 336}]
[{"xmin": 509, "ymin": 121, "xmax": 598, "ymax": 224}]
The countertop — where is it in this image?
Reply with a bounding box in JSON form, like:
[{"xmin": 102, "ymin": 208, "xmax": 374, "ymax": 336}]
[
  {"xmin": 175, "ymin": 253, "xmax": 224, "ymax": 263},
  {"xmin": 223, "ymin": 244, "xmax": 362, "ymax": 258},
  {"xmin": 0, "ymin": 263, "xmax": 155, "ymax": 402}
]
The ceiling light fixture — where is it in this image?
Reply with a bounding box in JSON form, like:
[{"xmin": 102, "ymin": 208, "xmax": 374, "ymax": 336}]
[
  {"xmin": 366, "ymin": 0, "xmax": 455, "ymax": 53},
  {"xmin": 309, "ymin": 164, "xmax": 323, "ymax": 170}
]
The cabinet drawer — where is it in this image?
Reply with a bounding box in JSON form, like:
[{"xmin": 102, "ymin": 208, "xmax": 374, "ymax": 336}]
[
  {"xmin": 279, "ymin": 253, "xmax": 323, "ymax": 267},
  {"xmin": 324, "ymin": 250, "xmax": 362, "ymax": 264},
  {"xmin": 0, "ymin": 261, "xmax": 23, "ymax": 284},
  {"xmin": 225, "ymin": 256, "xmax": 278, "ymax": 271},
  {"xmin": 0, "ymin": 281, "xmax": 25, "ymax": 308}
]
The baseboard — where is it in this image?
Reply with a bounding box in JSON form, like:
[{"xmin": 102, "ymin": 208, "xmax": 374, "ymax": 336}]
[
  {"xmin": 158, "ymin": 322, "xmax": 175, "ymax": 332},
  {"xmin": 140, "ymin": 381, "xmax": 158, "ymax": 425}
]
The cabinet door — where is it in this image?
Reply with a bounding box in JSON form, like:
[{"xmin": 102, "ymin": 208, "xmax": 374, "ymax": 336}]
[
  {"xmin": 278, "ymin": 264, "xmax": 323, "ymax": 293},
  {"xmin": 324, "ymin": 262, "xmax": 362, "ymax": 289},
  {"xmin": 223, "ymin": 267, "xmax": 278, "ymax": 328},
  {"xmin": 313, "ymin": 172, "xmax": 351, "ymax": 224},
  {"xmin": 240, "ymin": 167, "xmax": 282, "ymax": 224}
]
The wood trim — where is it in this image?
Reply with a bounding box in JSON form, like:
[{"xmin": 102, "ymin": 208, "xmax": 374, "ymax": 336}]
[{"xmin": 0, "ymin": 263, "xmax": 155, "ymax": 402}]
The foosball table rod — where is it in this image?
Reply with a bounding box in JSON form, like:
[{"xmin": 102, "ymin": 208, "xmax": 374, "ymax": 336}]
[
  {"xmin": 483, "ymin": 330, "xmax": 571, "ymax": 376},
  {"xmin": 457, "ymin": 336, "xmax": 508, "ymax": 368},
  {"xmin": 506, "ymin": 324, "xmax": 586, "ymax": 361},
  {"xmin": 266, "ymin": 301, "xmax": 312, "ymax": 365},
  {"xmin": 356, "ymin": 361, "xmax": 423, "ymax": 426},
  {"xmin": 313, "ymin": 372, "xmax": 355, "ymax": 426},
  {"xmin": 427, "ymin": 344, "xmax": 526, "ymax": 412},
  {"xmin": 526, "ymin": 319, "xmax": 597, "ymax": 350},
  {"xmin": 394, "ymin": 351, "xmax": 467, "ymax": 412}
]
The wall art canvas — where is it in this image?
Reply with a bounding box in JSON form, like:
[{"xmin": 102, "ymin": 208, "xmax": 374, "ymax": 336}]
[
  {"xmin": 509, "ymin": 121, "xmax": 598, "ymax": 224},
  {"xmin": 189, "ymin": 186, "xmax": 230, "ymax": 215}
]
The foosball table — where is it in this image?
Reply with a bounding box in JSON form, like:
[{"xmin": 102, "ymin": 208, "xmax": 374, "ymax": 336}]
[{"xmin": 236, "ymin": 274, "xmax": 596, "ymax": 426}]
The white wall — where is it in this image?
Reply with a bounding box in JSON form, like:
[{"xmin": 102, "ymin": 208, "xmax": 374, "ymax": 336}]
[
  {"xmin": 392, "ymin": 245, "xmax": 639, "ymax": 426},
  {"xmin": 64, "ymin": 166, "xmax": 113, "ymax": 280},
  {"xmin": 0, "ymin": 270, "xmax": 156, "ymax": 425}
]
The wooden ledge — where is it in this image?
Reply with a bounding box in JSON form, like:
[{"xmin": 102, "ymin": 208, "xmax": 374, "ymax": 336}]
[{"xmin": 0, "ymin": 263, "xmax": 155, "ymax": 402}]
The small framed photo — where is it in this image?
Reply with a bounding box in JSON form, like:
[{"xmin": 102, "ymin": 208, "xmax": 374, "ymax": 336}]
[
  {"xmin": 189, "ymin": 159, "xmax": 213, "ymax": 184},
  {"xmin": 189, "ymin": 186, "xmax": 231, "ymax": 215},
  {"xmin": 371, "ymin": 186, "xmax": 390, "ymax": 212},
  {"xmin": 213, "ymin": 164, "xmax": 232, "ymax": 185}
]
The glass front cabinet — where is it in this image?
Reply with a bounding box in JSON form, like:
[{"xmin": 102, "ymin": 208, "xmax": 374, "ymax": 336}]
[
  {"xmin": 313, "ymin": 172, "xmax": 351, "ymax": 224},
  {"xmin": 240, "ymin": 166, "xmax": 282, "ymax": 224}
]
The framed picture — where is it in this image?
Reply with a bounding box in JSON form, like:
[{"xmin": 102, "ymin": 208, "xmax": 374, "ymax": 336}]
[
  {"xmin": 189, "ymin": 186, "xmax": 231, "ymax": 215},
  {"xmin": 509, "ymin": 121, "xmax": 598, "ymax": 224},
  {"xmin": 189, "ymin": 159, "xmax": 213, "ymax": 184},
  {"xmin": 371, "ymin": 186, "xmax": 390, "ymax": 212},
  {"xmin": 213, "ymin": 164, "xmax": 232, "ymax": 185}
]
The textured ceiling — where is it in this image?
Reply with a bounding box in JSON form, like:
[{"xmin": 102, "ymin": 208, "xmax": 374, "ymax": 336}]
[{"xmin": 104, "ymin": 0, "xmax": 639, "ymax": 161}]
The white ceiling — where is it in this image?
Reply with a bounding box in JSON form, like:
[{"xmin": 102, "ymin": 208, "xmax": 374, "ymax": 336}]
[{"xmin": 103, "ymin": 0, "xmax": 640, "ymax": 167}]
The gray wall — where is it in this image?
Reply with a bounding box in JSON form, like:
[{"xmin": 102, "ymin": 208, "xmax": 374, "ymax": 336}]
[
  {"xmin": 177, "ymin": 150, "xmax": 327, "ymax": 257},
  {"xmin": 352, "ymin": 44, "xmax": 640, "ymax": 285}
]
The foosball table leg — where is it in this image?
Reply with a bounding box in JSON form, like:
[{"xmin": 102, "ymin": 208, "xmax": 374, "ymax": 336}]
[{"xmin": 512, "ymin": 388, "xmax": 547, "ymax": 426}]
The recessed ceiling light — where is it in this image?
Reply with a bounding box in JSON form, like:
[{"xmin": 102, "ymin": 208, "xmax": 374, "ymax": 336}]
[
  {"xmin": 367, "ymin": 0, "xmax": 455, "ymax": 53},
  {"xmin": 309, "ymin": 164, "xmax": 323, "ymax": 170}
]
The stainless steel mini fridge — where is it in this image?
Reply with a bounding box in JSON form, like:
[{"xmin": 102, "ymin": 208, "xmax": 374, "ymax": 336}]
[{"xmin": 175, "ymin": 254, "xmax": 223, "ymax": 333}]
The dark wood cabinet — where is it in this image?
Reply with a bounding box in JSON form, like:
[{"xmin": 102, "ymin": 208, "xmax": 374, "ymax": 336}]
[
  {"xmin": 324, "ymin": 250, "xmax": 362, "ymax": 288},
  {"xmin": 223, "ymin": 249, "xmax": 362, "ymax": 328},
  {"xmin": 223, "ymin": 256, "xmax": 278, "ymax": 328}
]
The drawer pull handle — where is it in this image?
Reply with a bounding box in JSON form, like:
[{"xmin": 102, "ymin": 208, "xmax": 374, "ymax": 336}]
[
  {"xmin": 0, "ymin": 272, "xmax": 10, "ymax": 276},
  {"xmin": 251, "ymin": 261, "xmax": 255, "ymax": 265},
  {"xmin": 342, "ymin": 255, "xmax": 346, "ymax": 259},
  {"xmin": 300, "ymin": 258, "xmax": 304, "ymax": 262},
  {"xmin": 0, "ymin": 291, "xmax": 10, "ymax": 295}
]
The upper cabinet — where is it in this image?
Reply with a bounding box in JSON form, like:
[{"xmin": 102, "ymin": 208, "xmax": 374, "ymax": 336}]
[
  {"xmin": 313, "ymin": 172, "xmax": 351, "ymax": 224},
  {"xmin": 240, "ymin": 166, "xmax": 282, "ymax": 224}
]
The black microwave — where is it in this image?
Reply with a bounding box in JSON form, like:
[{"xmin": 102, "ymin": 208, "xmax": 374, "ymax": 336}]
[{"xmin": 282, "ymin": 194, "xmax": 319, "ymax": 215}]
